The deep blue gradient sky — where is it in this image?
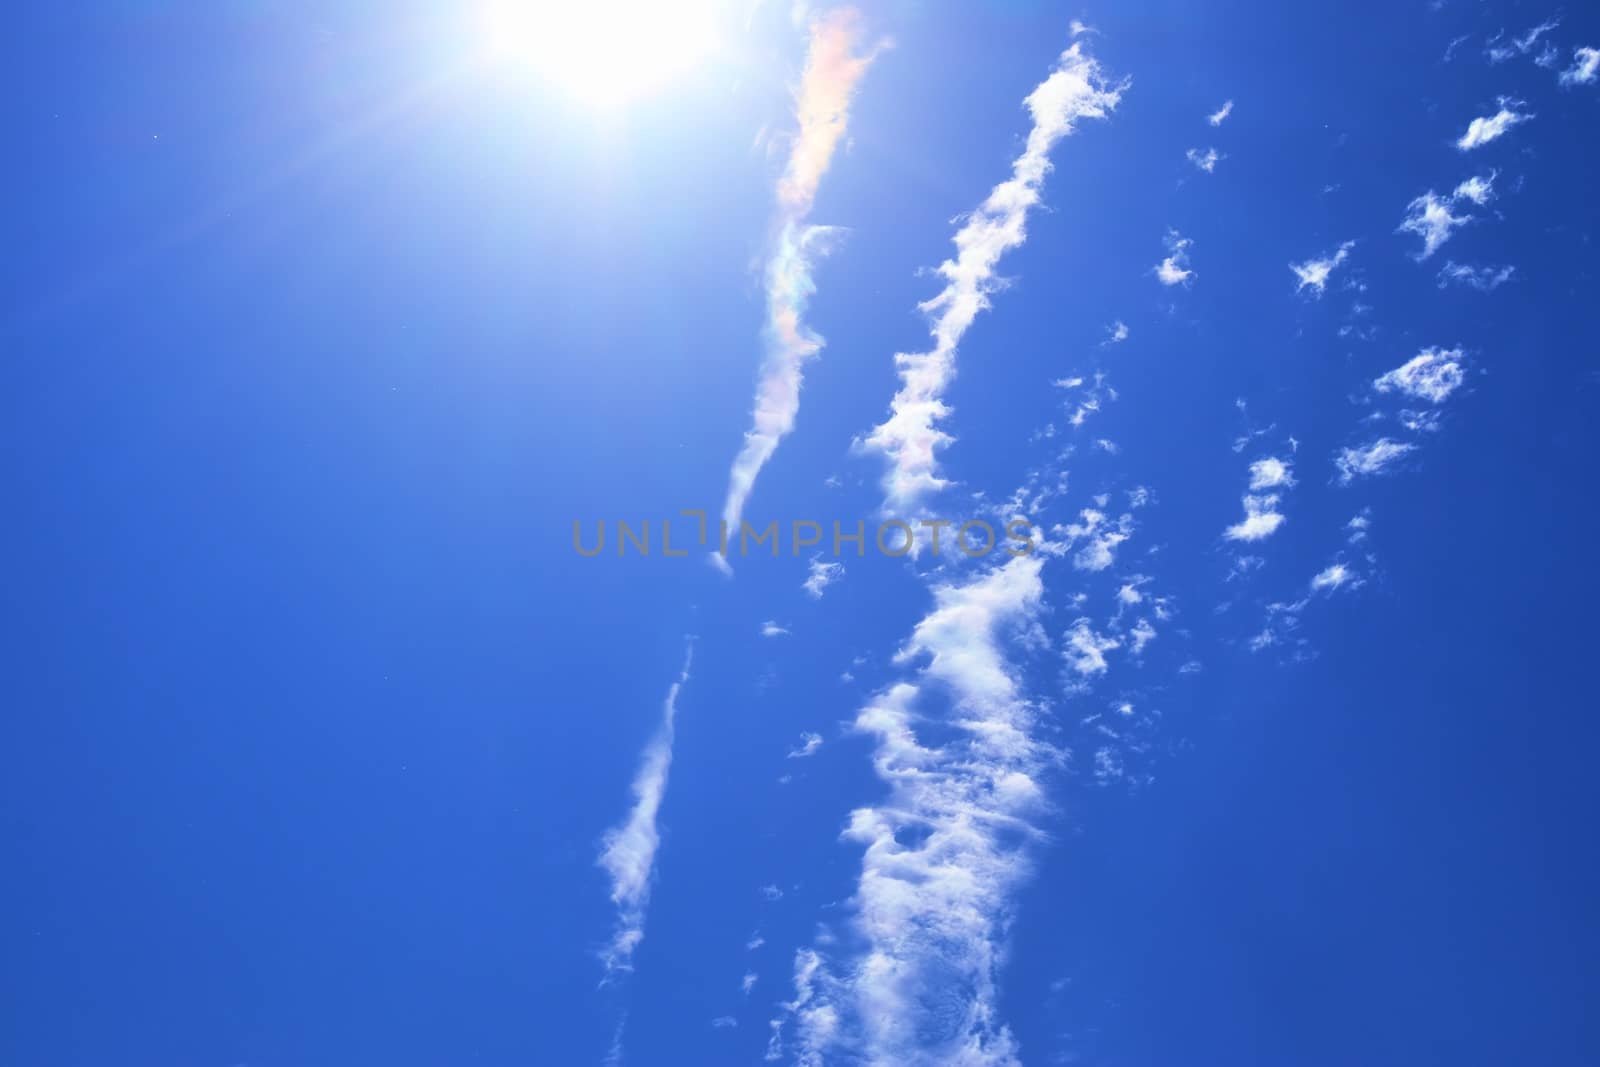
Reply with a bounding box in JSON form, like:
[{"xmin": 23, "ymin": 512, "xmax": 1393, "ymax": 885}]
[{"xmin": 4, "ymin": 2, "xmax": 1599, "ymax": 1065}]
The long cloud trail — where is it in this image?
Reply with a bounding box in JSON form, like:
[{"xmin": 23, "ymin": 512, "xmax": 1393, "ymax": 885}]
[
  {"xmin": 597, "ymin": 645, "xmax": 694, "ymax": 976},
  {"xmin": 771, "ymin": 35, "xmax": 1126, "ymax": 1067},
  {"xmin": 717, "ymin": 10, "xmax": 880, "ymax": 567},
  {"xmin": 771, "ymin": 556, "xmax": 1051, "ymax": 1066},
  {"xmin": 860, "ymin": 41, "xmax": 1125, "ymax": 516}
]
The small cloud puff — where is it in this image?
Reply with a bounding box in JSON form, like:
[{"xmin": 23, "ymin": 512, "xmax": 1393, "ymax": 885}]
[
  {"xmin": 787, "ymin": 732, "xmax": 824, "ymax": 759},
  {"xmin": 1155, "ymin": 229, "xmax": 1195, "ymax": 285},
  {"xmin": 1224, "ymin": 494, "xmax": 1287, "ymax": 542},
  {"xmin": 1335, "ymin": 439, "xmax": 1415, "ymax": 485},
  {"xmin": 761, "ymin": 620, "xmax": 791, "ymax": 638},
  {"xmin": 1186, "ymin": 147, "xmax": 1223, "ymax": 173},
  {"xmin": 1560, "ymin": 47, "xmax": 1600, "ymax": 87},
  {"xmin": 1207, "ymin": 99, "xmax": 1234, "ymax": 126},
  {"xmin": 802, "ymin": 558, "xmax": 843, "ymax": 599},
  {"xmin": 1311, "ymin": 562, "xmax": 1360, "ymax": 592},
  {"xmin": 1374, "ymin": 347, "xmax": 1466, "ymax": 404},
  {"xmin": 1438, "ymin": 262, "xmax": 1515, "ymax": 291},
  {"xmin": 1456, "ymin": 97, "xmax": 1532, "ymax": 150},
  {"xmin": 1290, "ymin": 241, "xmax": 1355, "ymax": 297},
  {"xmin": 1397, "ymin": 174, "xmax": 1495, "ymax": 260}
]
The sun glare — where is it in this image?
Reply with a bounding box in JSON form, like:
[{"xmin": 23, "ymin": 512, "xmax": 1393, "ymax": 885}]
[{"xmin": 481, "ymin": 0, "xmax": 723, "ymax": 107}]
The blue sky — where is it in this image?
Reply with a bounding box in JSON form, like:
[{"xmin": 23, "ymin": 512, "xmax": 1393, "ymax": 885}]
[{"xmin": 4, "ymin": 2, "xmax": 1600, "ymax": 1065}]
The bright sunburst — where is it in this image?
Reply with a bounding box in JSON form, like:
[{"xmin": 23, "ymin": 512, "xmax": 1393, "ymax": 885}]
[{"xmin": 480, "ymin": 0, "xmax": 724, "ymax": 107}]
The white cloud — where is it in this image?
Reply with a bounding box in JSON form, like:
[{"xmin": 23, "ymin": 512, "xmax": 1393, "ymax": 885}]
[
  {"xmin": 1516, "ymin": 19, "xmax": 1560, "ymax": 53},
  {"xmin": 1559, "ymin": 46, "xmax": 1600, "ymax": 87},
  {"xmin": 1438, "ymin": 262, "xmax": 1515, "ymax": 291},
  {"xmin": 1310, "ymin": 563, "xmax": 1358, "ymax": 592},
  {"xmin": 859, "ymin": 43, "xmax": 1125, "ymax": 515},
  {"xmin": 1456, "ymin": 97, "xmax": 1532, "ymax": 150},
  {"xmin": 1063, "ymin": 508, "xmax": 1134, "ymax": 571},
  {"xmin": 1374, "ymin": 347, "xmax": 1466, "ymax": 404},
  {"xmin": 1186, "ymin": 147, "xmax": 1223, "ymax": 173},
  {"xmin": 1452, "ymin": 173, "xmax": 1497, "ymax": 205},
  {"xmin": 1335, "ymin": 439, "xmax": 1415, "ymax": 484},
  {"xmin": 1397, "ymin": 172, "xmax": 1496, "ymax": 259},
  {"xmin": 1224, "ymin": 494, "xmax": 1287, "ymax": 542},
  {"xmin": 1067, "ymin": 617, "xmax": 1120, "ymax": 675},
  {"xmin": 1155, "ymin": 228, "xmax": 1194, "ymax": 285},
  {"xmin": 711, "ymin": 1016, "xmax": 738, "ymax": 1029},
  {"xmin": 743, "ymin": 972, "xmax": 759, "ymax": 996},
  {"xmin": 761, "ymin": 884, "xmax": 784, "ymax": 901},
  {"xmin": 1129, "ymin": 618, "xmax": 1158, "ymax": 655},
  {"xmin": 719, "ymin": 14, "xmax": 880, "ymax": 553},
  {"xmin": 776, "ymin": 556, "xmax": 1050, "ymax": 1065},
  {"xmin": 761, "ymin": 620, "xmax": 791, "ymax": 638},
  {"xmin": 1248, "ymin": 456, "xmax": 1296, "ymax": 490},
  {"xmin": 1290, "ymin": 241, "xmax": 1355, "ymax": 296},
  {"xmin": 802, "ymin": 558, "xmax": 844, "ymax": 599},
  {"xmin": 1106, "ymin": 320, "xmax": 1129, "ymax": 344},
  {"xmin": 787, "ymin": 732, "xmax": 824, "ymax": 759},
  {"xmin": 597, "ymin": 647, "xmax": 694, "ymax": 975},
  {"xmin": 1207, "ymin": 99, "xmax": 1234, "ymax": 126}
]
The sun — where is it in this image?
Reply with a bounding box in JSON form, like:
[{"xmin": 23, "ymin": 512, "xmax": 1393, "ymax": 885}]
[{"xmin": 480, "ymin": 0, "xmax": 724, "ymax": 107}]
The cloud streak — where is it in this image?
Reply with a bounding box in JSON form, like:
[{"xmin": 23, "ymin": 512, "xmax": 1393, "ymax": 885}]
[
  {"xmin": 859, "ymin": 42, "xmax": 1126, "ymax": 514},
  {"xmin": 597, "ymin": 645, "xmax": 694, "ymax": 975},
  {"xmin": 719, "ymin": 11, "xmax": 880, "ymax": 560},
  {"xmin": 772, "ymin": 557, "xmax": 1051, "ymax": 1066}
]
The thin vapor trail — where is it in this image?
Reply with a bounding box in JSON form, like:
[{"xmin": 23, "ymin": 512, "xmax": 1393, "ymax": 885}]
[
  {"xmin": 718, "ymin": 9, "xmax": 881, "ymax": 569},
  {"xmin": 597, "ymin": 645, "xmax": 694, "ymax": 976},
  {"xmin": 860, "ymin": 39, "xmax": 1124, "ymax": 516}
]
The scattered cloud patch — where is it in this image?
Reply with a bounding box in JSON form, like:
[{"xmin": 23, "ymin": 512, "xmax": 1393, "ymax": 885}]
[
  {"xmin": 1336, "ymin": 439, "xmax": 1415, "ymax": 484},
  {"xmin": 761, "ymin": 620, "xmax": 791, "ymax": 638},
  {"xmin": 1207, "ymin": 99, "xmax": 1234, "ymax": 126},
  {"xmin": 1248, "ymin": 456, "xmax": 1296, "ymax": 490},
  {"xmin": 1155, "ymin": 229, "xmax": 1195, "ymax": 285},
  {"xmin": 787, "ymin": 732, "xmax": 824, "ymax": 759},
  {"xmin": 1311, "ymin": 563, "xmax": 1359, "ymax": 592},
  {"xmin": 1397, "ymin": 174, "xmax": 1495, "ymax": 259},
  {"xmin": 1438, "ymin": 262, "xmax": 1514, "ymax": 290},
  {"xmin": 1560, "ymin": 46, "xmax": 1600, "ymax": 86},
  {"xmin": 1290, "ymin": 241, "xmax": 1355, "ymax": 297},
  {"xmin": 1186, "ymin": 147, "xmax": 1223, "ymax": 173},
  {"xmin": 1456, "ymin": 97, "xmax": 1532, "ymax": 150},
  {"xmin": 802, "ymin": 558, "xmax": 844, "ymax": 599},
  {"xmin": 1224, "ymin": 494, "xmax": 1287, "ymax": 542},
  {"xmin": 1374, "ymin": 347, "xmax": 1466, "ymax": 404}
]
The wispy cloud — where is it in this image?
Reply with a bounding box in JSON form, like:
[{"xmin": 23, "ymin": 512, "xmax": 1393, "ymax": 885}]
[
  {"xmin": 1186, "ymin": 147, "xmax": 1223, "ymax": 173},
  {"xmin": 1311, "ymin": 562, "xmax": 1359, "ymax": 592},
  {"xmin": 802, "ymin": 557, "xmax": 844, "ymax": 598},
  {"xmin": 597, "ymin": 646, "xmax": 694, "ymax": 975},
  {"xmin": 1456, "ymin": 97, "xmax": 1532, "ymax": 150},
  {"xmin": 1207, "ymin": 99, "xmax": 1234, "ymax": 126},
  {"xmin": 761, "ymin": 620, "xmax": 791, "ymax": 638},
  {"xmin": 1397, "ymin": 173, "xmax": 1495, "ymax": 259},
  {"xmin": 1224, "ymin": 494, "xmax": 1287, "ymax": 542},
  {"xmin": 718, "ymin": 11, "xmax": 880, "ymax": 560},
  {"xmin": 1559, "ymin": 46, "xmax": 1600, "ymax": 87},
  {"xmin": 859, "ymin": 43, "xmax": 1126, "ymax": 514},
  {"xmin": 1438, "ymin": 262, "xmax": 1515, "ymax": 290},
  {"xmin": 1223, "ymin": 457, "xmax": 1293, "ymax": 542},
  {"xmin": 1155, "ymin": 228, "xmax": 1194, "ymax": 285},
  {"xmin": 1374, "ymin": 347, "xmax": 1467, "ymax": 404},
  {"xmin": 787, "ymin": 732, "xmax": 824, "ymax": 758},
  {"xmin": 1290, "ymin": 241, "xmax": 1355, "ymax": 296},
  {"xmin": 831, "ymin": 556, "xmax": 1049, "ymax": 1064},
  {"xmin": 1335, "ymin": 439, "xmax": 1415, "ymax": 485}
]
